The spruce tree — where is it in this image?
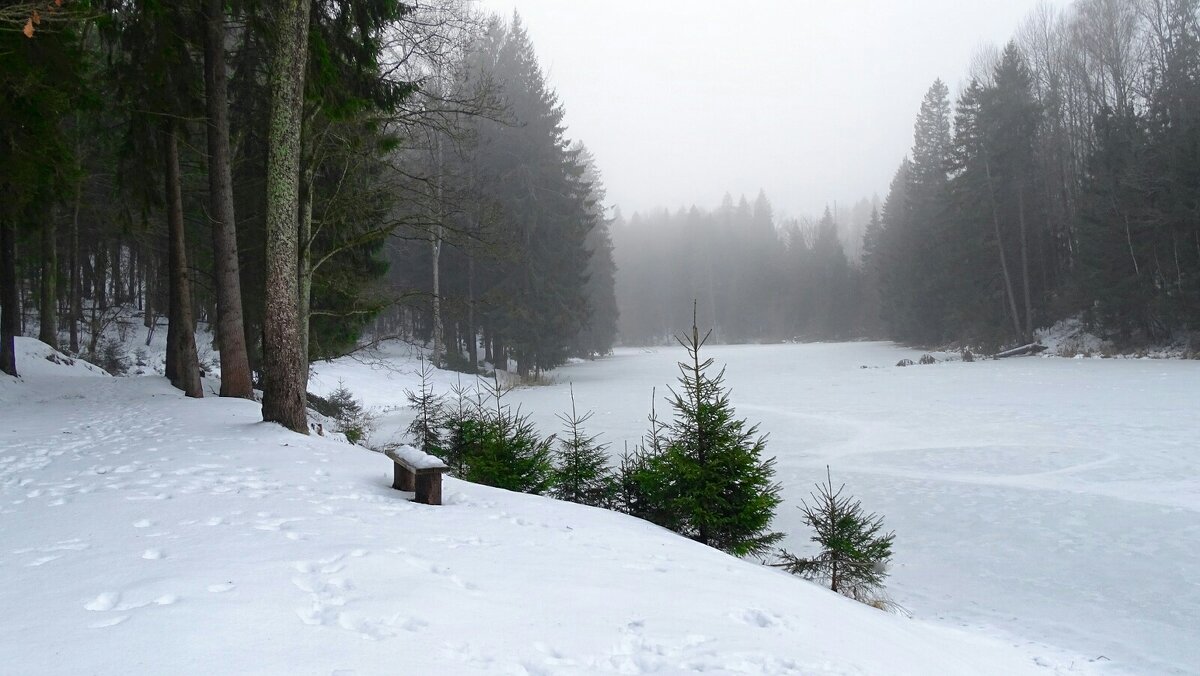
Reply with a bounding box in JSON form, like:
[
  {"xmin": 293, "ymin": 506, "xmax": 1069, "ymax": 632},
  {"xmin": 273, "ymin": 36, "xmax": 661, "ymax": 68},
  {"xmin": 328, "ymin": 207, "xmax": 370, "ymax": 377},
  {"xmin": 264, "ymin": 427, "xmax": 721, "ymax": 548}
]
[
  {"xmin": 440, "ymin": 378, "xmax": 482, "ymax": 476},
  {"xmin": 461, "ymin": 375, "xmax": 555, "ymax": 495},
  {"xmin": 404, "ymin": 360, "xmax": 446, "ymax": 458},
  {"xmin": 552, "ymin": 385, "xmax": 616, "ymax": 508},
  {"xmin": 616, "ymin": 389, "xmax": 671, "ymax": 522},
  {"xmin": 776, "ymin": 468, "xmax": 895, "ymax": 604},
  {"xmin": 654, "ymin": 310, "xmax": 783, "ymax": 557}
]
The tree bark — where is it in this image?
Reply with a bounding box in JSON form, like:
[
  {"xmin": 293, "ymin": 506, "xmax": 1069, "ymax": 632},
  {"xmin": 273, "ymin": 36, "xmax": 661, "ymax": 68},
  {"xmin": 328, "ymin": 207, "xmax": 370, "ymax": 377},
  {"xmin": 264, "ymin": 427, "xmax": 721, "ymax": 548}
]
[
  {"xmin": 430, "ymin": 130, "xmax": 444, "ymax": 365},
  {"xmin": 298, "ymin": 160, "xmax": 313, "ymax": 385},
  {"xmin": 69, "ymin": 183, "xmax": 80, "ymax": 354},
  {"xmin": 164, "ymin": 120, "xmax": 204, "ymax": 398},
  {"xmin": 466, "ymin": 252, "xmax": 477, "ymax": 368},
  {"xmin": 204, "ymin": 0, "xmax": 253, "ymax": 399},
  {"xmin": 1017, "ymin": 184, "xmax": 1034, "ymax": 340},
  {"xmin": 983, "ymin": 154, "xmax": 1024, "ymax": 342},
  {"xmin": 261, "ymin": 0, "xmax": 312, "ymax": 433},
  {"xmin": 0, "ymin": 219, "xmax": 18, "ymax": 377},
  {"xmin": 38, "ymin": 207, "xmax": 57, "ymax": 349}
]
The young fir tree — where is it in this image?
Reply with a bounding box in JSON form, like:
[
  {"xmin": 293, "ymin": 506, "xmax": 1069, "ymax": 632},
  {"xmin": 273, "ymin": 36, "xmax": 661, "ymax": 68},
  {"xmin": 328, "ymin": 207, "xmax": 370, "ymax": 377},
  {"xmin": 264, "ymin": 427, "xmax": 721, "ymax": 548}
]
[
  {"xmin": 776, "ymin": 467, "xmax": 895, "ymax": 603},
  {"xmin": 404, "ymin": 360, "xmax": 446, "ymax": 458},
  {"xmin": 653, "ymin": 310, "xmax": 784, "ymax": 557},
  {"xmin": 461, "ymin": 375, "xmax": 555, "ymax": 495},
  {"xmin": 326, "ymin": 381, "xmax": 372, "ymax": 445},
  {"xmin": 617, "ymin": 389, "xmax": 675, "ymax": 525},
  {"xmin": 440, "ymin": 379, "xmax": 483, "ymax": 476},
  {"xmin": 552, "ymin": 385, "xmax": 616, "ymax": 507}
]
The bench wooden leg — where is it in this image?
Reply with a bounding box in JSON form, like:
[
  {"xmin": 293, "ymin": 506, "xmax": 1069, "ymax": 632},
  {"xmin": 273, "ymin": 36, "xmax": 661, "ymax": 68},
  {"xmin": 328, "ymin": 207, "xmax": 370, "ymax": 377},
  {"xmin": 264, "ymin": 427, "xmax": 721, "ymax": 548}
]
[
  {"xmin": 393, "ymin": 462, "xmax": 415, "ymax": 492},
  {"xmin": 414, "ymin": 472, "xmax": 442, "ymax": 506}
]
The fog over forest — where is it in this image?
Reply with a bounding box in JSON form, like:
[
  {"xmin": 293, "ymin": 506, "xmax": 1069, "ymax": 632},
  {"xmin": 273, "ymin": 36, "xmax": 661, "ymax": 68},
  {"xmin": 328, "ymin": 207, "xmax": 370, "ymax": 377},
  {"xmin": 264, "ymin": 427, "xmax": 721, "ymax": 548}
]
[{"xmin": 4, "ymin": 3, "xmax": 1200, "ymax": 674}]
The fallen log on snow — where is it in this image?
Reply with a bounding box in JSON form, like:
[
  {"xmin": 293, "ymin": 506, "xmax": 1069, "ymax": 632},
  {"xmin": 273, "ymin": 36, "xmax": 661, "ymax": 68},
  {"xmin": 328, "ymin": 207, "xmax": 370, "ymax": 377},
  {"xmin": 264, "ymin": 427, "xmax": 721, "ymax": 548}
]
[{"xmin": 994, "ymin": 343, "xmax": 1048, "ymax": 359}]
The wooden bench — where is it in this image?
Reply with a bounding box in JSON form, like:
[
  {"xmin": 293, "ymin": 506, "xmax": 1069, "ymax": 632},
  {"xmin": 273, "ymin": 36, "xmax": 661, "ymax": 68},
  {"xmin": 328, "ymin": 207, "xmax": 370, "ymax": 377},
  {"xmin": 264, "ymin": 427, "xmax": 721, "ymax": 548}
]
[{"xmin": 384, "ymin": 445, "xmax": 449, "ymax": 505}]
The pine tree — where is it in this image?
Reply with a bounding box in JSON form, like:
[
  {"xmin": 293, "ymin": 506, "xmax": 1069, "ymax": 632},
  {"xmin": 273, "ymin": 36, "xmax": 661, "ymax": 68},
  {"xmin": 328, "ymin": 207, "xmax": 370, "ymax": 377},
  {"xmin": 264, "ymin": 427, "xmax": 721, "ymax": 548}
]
[
  {"xmin": 652, "ymin": 309, "xmax": 783, "ymax": 557},
  {"xmin": 552, "ymin": 385, "xmax": 616, "ymax": 507},
  {"xmin": 776, "ymin": 468, "xmax": 895, "ymax": 604}
]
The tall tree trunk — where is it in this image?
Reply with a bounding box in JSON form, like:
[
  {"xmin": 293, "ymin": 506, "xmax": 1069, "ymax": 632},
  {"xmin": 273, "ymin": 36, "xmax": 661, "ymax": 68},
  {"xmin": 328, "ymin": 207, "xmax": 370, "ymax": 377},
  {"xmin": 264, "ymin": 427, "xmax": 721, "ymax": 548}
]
[
  {"xmin": 494, "ymin": 335, "xmax": 506, "ymax": 372},
  {"xmin": 39, "ymin": 208, "xmax": 57, "ymax": 349},
  {"xmin": 466, "ymin": 252, "xmax": 477, "ymax": 368},
  {"xmin": 0, "ymin": 219, "xmax": 18, "ymax": 377},
  {"xmin": 1017, "ymin": 184, "xmax": 1034, "ymax": 340},
  {"xmin": 94, "ymin": 244, "xmax": 107, "ymax": 311},
  {"xmin": 143, "ymin": 244, "xmax": 155, "ymax": 330},
  {"xmin": 261, "ymin": 0, "xmax": 312, "ymax": 433},
  {"xmin": 431, "ymin": 228, "xmax": 443, "ymax": 363},
  {"xmin": 298, "ymin": 162, "xmax": 313, "ymax": 385},
  {"xmin": 69, "ymin": 184, "xmax": 80, "ymax": 354},
  {"xmin": 204, "ymin": 0, "xmax": 253, "ymax": 399},
  {"xmin": 164, "ymin": 120, "xmax": 204, "ymax": 398},
  {"xmin": 983, "ymin": 154, "xmax": 1024, "ymax": 342},
  {"xmin": 110, "ymin": 239, "xmax": 122, "ymax": 306},
  {"xmin": 128, "ymin": 245, "xmax": 138, "ymax": 307},
  {"xmin": 430, "ymin": 127, "xmax": 444, "ymax": 365}
]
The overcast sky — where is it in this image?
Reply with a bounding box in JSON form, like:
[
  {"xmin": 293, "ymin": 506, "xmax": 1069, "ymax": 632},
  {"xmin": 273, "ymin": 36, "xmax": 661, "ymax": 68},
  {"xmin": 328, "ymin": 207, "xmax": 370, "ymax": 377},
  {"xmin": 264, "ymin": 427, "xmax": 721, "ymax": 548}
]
[{"xmin": 473, "ymin": 0, "xmax": 1059, "ymax": 220}]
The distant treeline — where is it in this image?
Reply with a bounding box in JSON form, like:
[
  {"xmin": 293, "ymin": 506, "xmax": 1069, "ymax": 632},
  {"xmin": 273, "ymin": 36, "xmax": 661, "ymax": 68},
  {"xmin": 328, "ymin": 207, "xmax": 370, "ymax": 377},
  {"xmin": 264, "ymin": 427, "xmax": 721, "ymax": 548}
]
[
  {"xmin": 870, "ymin": 0, "xmax": 1200, "ymax": 349},
  {"xmin": 614, "ymin": 195, "xmax": 871, "ymax": 345},
  {"xmin": 618, "ymin": 0, "xmax": 1200, "ymax": 350}
]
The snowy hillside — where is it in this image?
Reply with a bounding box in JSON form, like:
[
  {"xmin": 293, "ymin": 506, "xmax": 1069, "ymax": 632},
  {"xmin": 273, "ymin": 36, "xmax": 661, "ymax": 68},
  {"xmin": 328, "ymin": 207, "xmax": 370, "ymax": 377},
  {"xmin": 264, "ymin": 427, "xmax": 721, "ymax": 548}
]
[{"xmin": 0, "ymin": 337, "xmax": 1096, "ymax": 675}]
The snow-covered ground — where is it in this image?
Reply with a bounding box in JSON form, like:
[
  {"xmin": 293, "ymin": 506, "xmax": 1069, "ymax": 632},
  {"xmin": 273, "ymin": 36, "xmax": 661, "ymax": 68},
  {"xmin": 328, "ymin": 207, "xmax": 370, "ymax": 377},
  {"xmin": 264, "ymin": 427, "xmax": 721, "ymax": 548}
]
[
  {"xmin": 313, "ymin": 341, "xmax": 1200, "ymax": 675},
  {"xmin": 0, "ymin": 337, "xmax": 1099, "ymax": 675}
]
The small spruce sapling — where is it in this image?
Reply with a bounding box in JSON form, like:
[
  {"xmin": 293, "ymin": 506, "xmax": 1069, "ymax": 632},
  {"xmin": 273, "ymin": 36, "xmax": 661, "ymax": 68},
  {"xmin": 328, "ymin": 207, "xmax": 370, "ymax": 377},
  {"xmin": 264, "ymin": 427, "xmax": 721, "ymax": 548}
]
[
  {"xmin": 552, "ymin": 385, "xmax": 617, "ymax": 508},
  {"xmin": 462, "ymin": 374, "xmax": 556, "ymax": 495},
  {"xmin": 326, "ymin": 381, "xmax": 373, "ymax": 445},
  {"xmin": 439, "ymin": 378, "xmax": 481, "ymax": 475},
  {"xmin": 616, "ymin": 389, "xmax": 675, "ymax": 526},
  {"xmin": 776, "ymin": 467, "xmax": 895, "ymax": 604},
  {"xmin": 404, "ymin": 360, "xmax": 446, "ymax": 458}
]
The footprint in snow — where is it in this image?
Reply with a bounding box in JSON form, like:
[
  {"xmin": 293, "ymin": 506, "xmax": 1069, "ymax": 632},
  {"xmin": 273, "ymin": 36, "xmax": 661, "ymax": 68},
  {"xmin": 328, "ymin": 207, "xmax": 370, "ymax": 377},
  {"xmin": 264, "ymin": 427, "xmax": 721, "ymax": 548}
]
[
  {"xmin": 142, "ymin": 549, "xmax": 164, "ymax": 560},
  {"xmin": 85, "ymin": 592, "xmax": 120, "ymax": 612},
  {"xmin": 207, "ymin": 582, "xmax": 235, "ymax": 593},
  {"xmin": 735, "ymin": 608, "xmax": 783, "ymax": 629}
]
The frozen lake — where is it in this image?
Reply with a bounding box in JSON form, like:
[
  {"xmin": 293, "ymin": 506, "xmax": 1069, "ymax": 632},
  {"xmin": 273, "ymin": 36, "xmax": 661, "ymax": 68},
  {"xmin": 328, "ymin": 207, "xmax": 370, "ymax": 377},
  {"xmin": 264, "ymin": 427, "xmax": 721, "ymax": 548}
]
[{"xmin": 318, "ymin": 342, "xmax": 1200, "ymax": 675}]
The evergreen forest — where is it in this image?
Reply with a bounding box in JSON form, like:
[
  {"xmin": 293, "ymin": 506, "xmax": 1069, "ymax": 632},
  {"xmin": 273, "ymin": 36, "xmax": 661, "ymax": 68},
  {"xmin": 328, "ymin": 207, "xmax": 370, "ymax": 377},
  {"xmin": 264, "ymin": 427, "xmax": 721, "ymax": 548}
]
[{"xmin": 3, "ymin": 0, "xmax": 1200, "ymax": 440}]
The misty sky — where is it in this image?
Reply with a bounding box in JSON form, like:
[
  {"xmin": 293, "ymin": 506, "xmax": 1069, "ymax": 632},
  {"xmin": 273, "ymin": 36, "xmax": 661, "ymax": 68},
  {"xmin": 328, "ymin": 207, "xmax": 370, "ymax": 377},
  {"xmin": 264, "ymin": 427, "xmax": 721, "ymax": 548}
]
[{"xmin": 475, "ymin": 0, "xmax": 1060, "ymax": 221}]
